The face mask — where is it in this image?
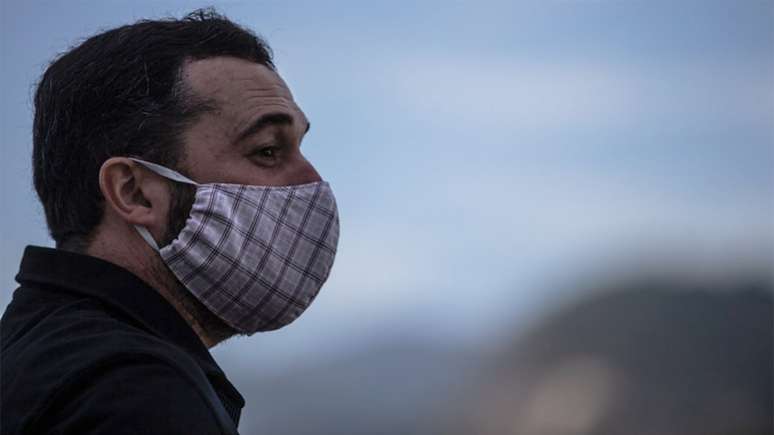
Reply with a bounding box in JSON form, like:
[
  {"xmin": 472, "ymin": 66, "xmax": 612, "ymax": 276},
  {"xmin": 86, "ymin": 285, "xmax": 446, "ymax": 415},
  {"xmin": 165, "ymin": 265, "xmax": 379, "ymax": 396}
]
[{"xmin": 129, "ymin": 158, "xmax": 339, "ymax": 334}]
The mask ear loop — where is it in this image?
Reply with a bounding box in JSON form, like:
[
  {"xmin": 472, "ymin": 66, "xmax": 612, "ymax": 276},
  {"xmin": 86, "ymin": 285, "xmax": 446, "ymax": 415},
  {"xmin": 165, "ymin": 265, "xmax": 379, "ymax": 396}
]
[
  {"xmin": 128, "ymin": 157, "xmax": 200, "ymax": 251},
  {"xmin": 128, "ymin": 157, "xmax": 200, "ymax": 186},
  {"xmin": 135, "ymin": 225, "xmax": 161, "ymax": 251}
]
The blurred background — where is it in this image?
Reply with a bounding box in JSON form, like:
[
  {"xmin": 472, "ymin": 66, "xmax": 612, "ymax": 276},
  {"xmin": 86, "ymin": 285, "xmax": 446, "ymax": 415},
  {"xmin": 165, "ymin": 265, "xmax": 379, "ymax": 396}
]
[{"xmin": 1, "ymin": 1, "xmax": 772, "ymax": 434}]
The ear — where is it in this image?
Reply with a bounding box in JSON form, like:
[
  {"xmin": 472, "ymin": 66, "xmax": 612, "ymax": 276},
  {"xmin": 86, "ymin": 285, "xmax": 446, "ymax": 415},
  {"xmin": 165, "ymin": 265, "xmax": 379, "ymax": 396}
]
[{"xmin": 98, "ymin": 157, "xmax": 170, "ymax": 228}]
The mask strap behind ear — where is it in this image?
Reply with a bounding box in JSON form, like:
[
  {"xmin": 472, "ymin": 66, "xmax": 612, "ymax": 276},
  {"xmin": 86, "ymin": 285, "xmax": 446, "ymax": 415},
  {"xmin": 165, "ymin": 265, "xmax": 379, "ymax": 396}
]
[
  {"xmin": 128, "ymin": 157, "xmax": 199, "ymax": 186},
  {"xmin": 135, "ymin": 225, "xmax": 161, "ymax": 251},
  {"xmin": 128, "ymin": 157, "xmax": 197, "ymax": 252}
]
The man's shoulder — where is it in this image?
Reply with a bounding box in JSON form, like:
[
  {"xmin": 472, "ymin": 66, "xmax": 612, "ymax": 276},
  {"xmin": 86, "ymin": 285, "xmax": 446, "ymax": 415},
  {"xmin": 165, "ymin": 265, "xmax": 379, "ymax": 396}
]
[
  {"xmin": 1, "ymin": 288, "xmax": 234, "ymax": 434},
  {"xmin": 27, "ymin": 353, "xmax": 227, "ymax": 434},
  {"xmin": 2, "ymin": 288, "xmax": 182, "ymax": 371}
]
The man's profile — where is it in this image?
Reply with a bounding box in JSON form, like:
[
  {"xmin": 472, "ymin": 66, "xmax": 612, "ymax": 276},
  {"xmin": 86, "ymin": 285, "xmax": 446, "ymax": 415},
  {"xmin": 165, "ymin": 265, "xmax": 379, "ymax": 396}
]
[{"xmin": 1, "ymin": 9, "xmax": 339, "ymax": 434}]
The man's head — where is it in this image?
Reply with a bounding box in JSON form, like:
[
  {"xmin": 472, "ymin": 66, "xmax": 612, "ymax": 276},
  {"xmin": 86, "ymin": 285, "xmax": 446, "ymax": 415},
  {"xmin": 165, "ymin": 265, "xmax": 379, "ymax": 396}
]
[
  {"xmin": 34, "ymin": 8, "xmax": 318, "ymax": 250},
  {"xmin": 33, "ymin": 9, "xmax": 321, "ymax": 345}
]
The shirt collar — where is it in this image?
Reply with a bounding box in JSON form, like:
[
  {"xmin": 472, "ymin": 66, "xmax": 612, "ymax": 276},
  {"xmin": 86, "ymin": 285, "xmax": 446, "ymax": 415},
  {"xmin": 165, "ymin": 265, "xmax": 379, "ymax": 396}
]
[{"xmin": 15, "ymin": 245, "xmax": 245, "ymax": 408}]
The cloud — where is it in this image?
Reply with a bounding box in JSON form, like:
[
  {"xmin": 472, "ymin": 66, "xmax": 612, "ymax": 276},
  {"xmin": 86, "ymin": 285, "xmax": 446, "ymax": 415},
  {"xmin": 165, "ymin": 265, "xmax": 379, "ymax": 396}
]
[{"xmin": 383, "ymin": 55, "xmax": 774, "ymax": 131}]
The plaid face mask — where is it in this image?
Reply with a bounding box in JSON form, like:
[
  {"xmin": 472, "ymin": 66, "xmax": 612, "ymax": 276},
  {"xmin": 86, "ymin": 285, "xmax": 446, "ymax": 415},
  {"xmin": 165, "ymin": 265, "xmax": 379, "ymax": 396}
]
[{"xmin": 129, "ymin": 158, "xmax": 339, "ymax": 334}]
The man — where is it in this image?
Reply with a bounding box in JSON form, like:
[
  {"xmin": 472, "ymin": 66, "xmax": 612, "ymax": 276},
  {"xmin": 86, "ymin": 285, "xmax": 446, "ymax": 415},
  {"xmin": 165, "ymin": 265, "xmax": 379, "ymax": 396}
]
[{"xmin": 1, "ymin": 9, "xmax": 339, "ymax": 435}]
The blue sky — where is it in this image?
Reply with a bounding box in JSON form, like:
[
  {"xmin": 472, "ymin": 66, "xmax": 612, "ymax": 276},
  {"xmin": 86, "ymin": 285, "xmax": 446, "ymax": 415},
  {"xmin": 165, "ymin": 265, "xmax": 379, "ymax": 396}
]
[{"xmin": 2, "ymin": 1, "xmax": 772, "ymax": 370}]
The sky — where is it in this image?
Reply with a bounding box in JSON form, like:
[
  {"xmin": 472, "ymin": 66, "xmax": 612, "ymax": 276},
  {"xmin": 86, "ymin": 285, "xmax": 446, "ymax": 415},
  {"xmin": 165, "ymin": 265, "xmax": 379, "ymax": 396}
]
[{"xmin": 1, "ymin": 0, "xmax": 772, "ymax": 372}]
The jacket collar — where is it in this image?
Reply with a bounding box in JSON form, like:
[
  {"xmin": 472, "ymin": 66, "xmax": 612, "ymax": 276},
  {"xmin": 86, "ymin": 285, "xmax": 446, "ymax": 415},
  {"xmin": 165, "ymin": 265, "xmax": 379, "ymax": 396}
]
[{"xmin": 15, "ymin": 245, "xmax": 245, "ymax": 409}]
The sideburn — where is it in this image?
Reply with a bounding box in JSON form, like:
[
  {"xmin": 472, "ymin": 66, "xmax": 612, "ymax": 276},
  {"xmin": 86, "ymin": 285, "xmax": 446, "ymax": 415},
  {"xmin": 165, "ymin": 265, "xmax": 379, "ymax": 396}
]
[{"xmin": 161, "ymin": 181, "xmax": 197, "ymax": 247}]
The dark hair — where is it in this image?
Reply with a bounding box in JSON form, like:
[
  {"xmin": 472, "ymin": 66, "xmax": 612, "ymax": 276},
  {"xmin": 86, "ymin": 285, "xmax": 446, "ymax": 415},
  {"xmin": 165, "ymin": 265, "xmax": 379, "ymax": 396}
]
[{"xmin": 33, "ymin": 8, "xmax": 274, "ymax": 250}]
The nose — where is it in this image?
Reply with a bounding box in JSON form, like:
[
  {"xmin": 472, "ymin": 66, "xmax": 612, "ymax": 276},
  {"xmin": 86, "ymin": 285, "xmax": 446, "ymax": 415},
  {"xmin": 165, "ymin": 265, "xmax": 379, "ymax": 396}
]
[{"xmin": 289, "ymin": 152, "xmax": 322, "ymax": 185}]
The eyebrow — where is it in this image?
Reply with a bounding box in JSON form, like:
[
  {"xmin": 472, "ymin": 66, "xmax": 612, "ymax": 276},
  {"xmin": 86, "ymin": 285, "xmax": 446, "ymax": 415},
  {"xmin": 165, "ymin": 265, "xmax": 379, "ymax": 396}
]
[{"xmin": 236, "ymin": 112, "xmax": 311, "ymax": 142}]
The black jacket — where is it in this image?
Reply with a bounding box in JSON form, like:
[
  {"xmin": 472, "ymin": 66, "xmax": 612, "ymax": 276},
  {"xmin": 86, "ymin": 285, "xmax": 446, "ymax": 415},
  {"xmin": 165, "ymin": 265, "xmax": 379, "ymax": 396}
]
[{"xmin": 1, "ymin": 246, "xmax": 244, "ymax": 434}]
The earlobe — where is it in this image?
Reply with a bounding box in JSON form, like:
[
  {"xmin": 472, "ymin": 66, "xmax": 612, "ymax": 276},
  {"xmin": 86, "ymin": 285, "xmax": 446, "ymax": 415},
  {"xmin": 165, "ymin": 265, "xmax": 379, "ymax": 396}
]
[{"xmin": 99, "ymin": 157, "xmax": 162, "ymax": 227}]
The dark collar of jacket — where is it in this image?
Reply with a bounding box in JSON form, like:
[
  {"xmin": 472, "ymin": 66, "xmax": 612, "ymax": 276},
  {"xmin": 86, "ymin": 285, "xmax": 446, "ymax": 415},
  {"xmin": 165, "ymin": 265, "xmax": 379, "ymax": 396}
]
[{"xmin": 14, "ymin": 245, "xmax": 245, "ymax": 417}]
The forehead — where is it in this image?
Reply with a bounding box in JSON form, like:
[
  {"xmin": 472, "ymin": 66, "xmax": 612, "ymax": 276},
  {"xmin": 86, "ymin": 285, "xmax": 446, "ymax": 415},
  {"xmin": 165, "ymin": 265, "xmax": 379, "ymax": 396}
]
[{"xmin": 181, "ymin": 56, "xmax": 306, "ymax": 131}]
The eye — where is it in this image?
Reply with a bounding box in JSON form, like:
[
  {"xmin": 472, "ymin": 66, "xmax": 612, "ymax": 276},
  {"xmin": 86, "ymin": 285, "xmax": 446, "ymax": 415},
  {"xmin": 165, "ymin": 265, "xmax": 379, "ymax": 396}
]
[
  {"xmin": 248, "ymin": 144, "xmax": 282, "ymax": 167},
  {"xmin": 252, "ymin": 145, "xmax": 279, "ymax": 159},
  {"xmin": 258, "ymin": 147, "xmax": 276, "ymax": 158}
]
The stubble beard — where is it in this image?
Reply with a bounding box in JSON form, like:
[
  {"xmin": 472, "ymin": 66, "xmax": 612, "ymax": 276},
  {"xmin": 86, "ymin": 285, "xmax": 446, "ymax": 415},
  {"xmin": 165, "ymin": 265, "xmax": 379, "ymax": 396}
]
[{"xmin": 150, "ymin": 181, "xmax": 241, "ymax": 346}]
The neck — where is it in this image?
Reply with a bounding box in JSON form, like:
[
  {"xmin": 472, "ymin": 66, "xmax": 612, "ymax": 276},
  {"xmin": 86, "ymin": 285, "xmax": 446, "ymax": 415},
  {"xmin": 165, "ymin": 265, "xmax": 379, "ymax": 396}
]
[{"xmin": 85, "ymin": 235, "xmax": 235, "ymax": 349}]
